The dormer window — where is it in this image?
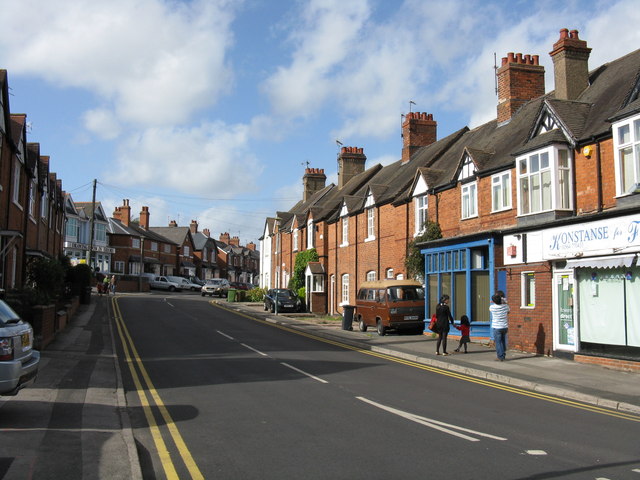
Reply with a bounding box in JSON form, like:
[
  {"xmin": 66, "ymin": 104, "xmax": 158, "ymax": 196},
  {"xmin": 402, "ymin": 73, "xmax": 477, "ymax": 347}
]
[
  {"xmin": 613, "ymin": 114, "xmax": 640, "ymax": 196},
  {"xmin": 458, "ymin": 154, "xmax": 475, "ymax": 181},
  {"xmin": 536, "ymin": 113, "xmax": 558, "ymax": 135}
]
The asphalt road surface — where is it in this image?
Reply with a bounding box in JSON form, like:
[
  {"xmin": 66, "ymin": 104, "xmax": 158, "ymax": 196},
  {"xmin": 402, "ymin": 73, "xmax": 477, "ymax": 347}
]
[{"xmin": 113, "ymin": 294, "xmax": 640, "ymax": 480}]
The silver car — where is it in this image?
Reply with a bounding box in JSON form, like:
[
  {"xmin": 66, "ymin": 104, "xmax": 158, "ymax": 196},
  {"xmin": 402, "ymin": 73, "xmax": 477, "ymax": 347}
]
[
  {"xmin": 201, "ymin": 278, "xmax": 230, "ymax": 297},
  {"xmin": 0, "ymin": 300, "xmax": 40, "ymax": 395}
]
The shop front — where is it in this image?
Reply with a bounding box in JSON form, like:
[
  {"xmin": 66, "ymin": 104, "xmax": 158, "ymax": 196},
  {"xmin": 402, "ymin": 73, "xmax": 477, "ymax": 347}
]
[
  {"xmin": 515, "ymin": 213, "xmax": 640, "ymax": 360},
  {"xmin": 421, "ymin": 235, "xmax": 503, "ymax": 339}
]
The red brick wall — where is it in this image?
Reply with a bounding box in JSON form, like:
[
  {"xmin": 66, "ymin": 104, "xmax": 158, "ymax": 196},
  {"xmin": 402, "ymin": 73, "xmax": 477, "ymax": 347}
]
[{"xmin": 504, "ymin": 263, "xmax": 554, "ymax": 356}]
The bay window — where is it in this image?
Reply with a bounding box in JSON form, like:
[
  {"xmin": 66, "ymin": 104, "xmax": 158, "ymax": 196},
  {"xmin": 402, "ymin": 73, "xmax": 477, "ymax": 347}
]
[
  {"xmin": 613, "ymin": 114, "xmax": 640, "ymax": 196},
  {"xmin": 517, "ymin": 145, "xmax": 572, "ymax": 215}
]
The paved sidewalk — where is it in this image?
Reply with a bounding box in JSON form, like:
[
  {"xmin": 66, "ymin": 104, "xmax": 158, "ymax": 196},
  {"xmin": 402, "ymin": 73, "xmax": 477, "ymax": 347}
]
[
  {"xmin": 0, "ymin": 296, "xmax": 141, "ymax": 480},
  {"xmin": 221, "ymin": 301, "xmax": 640, "ymax": 416}
]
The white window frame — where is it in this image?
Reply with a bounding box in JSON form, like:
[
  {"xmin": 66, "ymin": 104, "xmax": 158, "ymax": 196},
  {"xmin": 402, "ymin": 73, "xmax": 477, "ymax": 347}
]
[
  {"xmin": 341, "ymin": 274, "xmax": 349, "ymax": 305},
  {"xmin": 613, "ymin": 113, "xmax": 640, "ymax": 196},
  {"xmin": 458, "ymin": 154, "xmax": 475, "ymax": 180},
  {"xmin": 66, "ymin": 217, "xmax": 79, "ymax": 241},
  {"xmin": 386, "ymin": 268, "xmax": 394, "ymax": 279},
  {"xmin": 95, "ymin": 223, "xmax": 106, "ymax": 242},
  {"xmin": 12, "ymin": 159, "xmax": 21, "ymax": 206},
  {"xmin": 461, "ymin": 181, "xmax": 478, "ymax": 219},
  {"xmin": 132, "ymin": 237, "xmax": 140, "ymax": 249},
  {"xmin": 164, "ymin": 244, "xmax": 171, "ymax": 253},
  {"xmin": 366, "ymin": 270, "xmax": 376, "ymax": 282},
  {"xmin": 516, "ymin": 145, "xmax": 572, "ymax": 216},
  {"xmin": 366, "ymin": 208, "xmax": 375, "ymax": 241},
  {"xmin": 184, "ymin": 245, "xmax": 190, "ymax": 257},
  {"xmin": 414, "ymin": 194, "xmax": 428, "ymax": 235},
  {"xmin": 341, "ymin": 216, "xmax": 349, "ymax": 247},
  {"xmin": 491, "ymin": 171, "xmax": 512, "ymax": 212},
  {"xmin": 293, "ymin": 228, "xmax": 299, "ymax": 251},
  {"xmin": 40, "ymin": 186, "xmax": 48, "ymax": 219},
  {"xmin": 307, "ymin": 220, "xmax": 314, "ymax": 249},
  {"xmin": 28, "ymin": 179, "xmax": 37, "ymax": 218},
  {"xmin": 151, "ymin": 242, "xmax": 158, "ymax": 251},
  {"xmin": 521, "ymin": 271, "xmax": 536, "ymax": 308},
  {"xmin": 113, "ymin": 261, "xmax": 125, "ymax": 273}
]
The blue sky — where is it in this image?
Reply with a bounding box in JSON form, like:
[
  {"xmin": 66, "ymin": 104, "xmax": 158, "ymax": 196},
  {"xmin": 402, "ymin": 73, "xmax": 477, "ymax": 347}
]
[{"xmin": 1, "ymin": 0, "xmax": 639, "ymax": 246}]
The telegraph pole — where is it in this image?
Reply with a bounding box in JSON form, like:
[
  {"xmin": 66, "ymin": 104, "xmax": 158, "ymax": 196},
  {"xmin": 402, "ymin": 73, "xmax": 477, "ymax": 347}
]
[{"xmin": 88, "ymin": 179, "xmax": 97, "ymax": 271}]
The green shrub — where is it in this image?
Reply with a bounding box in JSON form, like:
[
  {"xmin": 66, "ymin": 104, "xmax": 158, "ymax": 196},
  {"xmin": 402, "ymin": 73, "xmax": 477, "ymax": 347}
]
[
  {"xmin": 25, "ymin": 256, "xmax": 66, "ymax": 305},
  {"xmin": 288, "ymin": 249, "xmax": 318, "ymax": 292},
  {"xmin": 247, "ymin": 287, "xmax": 267, "ymax": 302}
]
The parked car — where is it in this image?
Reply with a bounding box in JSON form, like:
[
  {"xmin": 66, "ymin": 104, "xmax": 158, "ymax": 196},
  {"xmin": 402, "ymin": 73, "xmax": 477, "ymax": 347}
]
[
  {"xmin": 0, "ymin": 299, "xmax": 40, "ymax": 396},
  {"xmin": 185, "ymin": 276, "xmax": 205, "ymax": 286},
  {"xmin": 230, "ymin": 282, "xmax": 249, "ymax": 291},
  {"xmin": 149, "ymin": 276, "xmax": 183, "ymax": 292},
  {"xmin": 355, "ymin": 280, "xmax": 425, "ymax": 336},
  {"xmin": 167, "ymin": 276, "xmax": 201, "ymax": 291},
  {"xmin": 263, "ymin": 289, "xmax": 302, "ymax": 313},
  {"xmin": 201, "ymin": 278, "xmax": 230, "ymax": 297}
]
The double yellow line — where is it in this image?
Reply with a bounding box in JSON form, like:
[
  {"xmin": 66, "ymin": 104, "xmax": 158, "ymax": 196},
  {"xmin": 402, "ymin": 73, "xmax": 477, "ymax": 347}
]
[
  {"xmin": 111, "ymin": 297, "xmax": 204, "ymax": 479},
  {"xmin": 213, "ymin": 302, "xmax": 640, "ymax": 423}
]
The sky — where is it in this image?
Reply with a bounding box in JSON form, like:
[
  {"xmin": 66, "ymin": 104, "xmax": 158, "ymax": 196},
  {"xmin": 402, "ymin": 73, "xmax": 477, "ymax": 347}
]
[{"xmin": 1, "ymin": 0, "xmax": 639, "ymax": 247}]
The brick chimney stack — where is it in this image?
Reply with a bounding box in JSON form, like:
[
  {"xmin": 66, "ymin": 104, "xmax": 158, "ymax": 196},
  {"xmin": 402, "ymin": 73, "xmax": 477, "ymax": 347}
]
[
  {"xmin": 119, "ymin": 199, "xmax": 131, "ymax": 227},
  {"xmin": 190, "ymin": 219, "xmax": 198, "ymax": 234},
  {"xmin": 169, "ymin": 220, "xmax": 178, "ymax": 227},
  {"xmin": 497, "ymin": 52, "xmax": 545, "ymax": 124},
  {"xmin": 219, "ymin": 232, "xmax": 230, "ymax": 244},
  {"xmin": 338, "ymin": 146, "xmax": 366, "ymax": 189},
  {"xmin": 230, "ymin": 236, "xmax": 240, "ymax": 246},
  {"xmin": 302, "ymin": 168, "xmax": 327, "ymax": 202},
  {"xmin": 402, "ymin": 112, "xmax": 437, "ymax": 164},
  {"xmin": 246, "ymin": 242, "xmax": 256, "ymax": 251},
  {"xmin": 139, "ymin": 206, "xmax": 149, "ymax": 230},
  {"xmin": 550, "ymin": 28, "xmax": 591, "ymax": 101},
  {"xmin": 203, "ymin": 228, "xmax": 210, "ymax": 237}
]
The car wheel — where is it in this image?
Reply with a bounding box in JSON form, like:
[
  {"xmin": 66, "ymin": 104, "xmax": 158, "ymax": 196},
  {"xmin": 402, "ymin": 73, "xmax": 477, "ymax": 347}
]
[
  {"xmin": 264, "ymin": 302, "xmax": 268, "ymax": 311},
  {"xmin": 358, "ymin": 318, "xmax": 367, "ymax": 332},
  {"xmin": 201, "ymin": 292, "xmax": 205, "ymax": 297},
  {"xmin": 222, "ymin": 291, "xmax": 228, "ymax": 298},
  {"xmin": 376, "ymin": 319, "xmax": 386, "ymax": 336},
  {"xmin": 169, "ymin": 286, "xmax": 175, "ymax": 292},
  {"xmin": 270, "ymin": 303, "xmax": 275, "ymax": 313}
]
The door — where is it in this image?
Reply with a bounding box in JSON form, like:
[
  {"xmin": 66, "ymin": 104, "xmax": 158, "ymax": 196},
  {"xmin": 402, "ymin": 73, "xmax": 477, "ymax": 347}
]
[{"xmin": 553, "ymin": 271, "xmax": 576, "ymax": 352}]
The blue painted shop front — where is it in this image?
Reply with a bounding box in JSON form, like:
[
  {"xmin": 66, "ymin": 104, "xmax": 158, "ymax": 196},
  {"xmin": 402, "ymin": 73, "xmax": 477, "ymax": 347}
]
[{"xmin": 421, "ymin": 237, "xmax": 505, "ymax": 340}]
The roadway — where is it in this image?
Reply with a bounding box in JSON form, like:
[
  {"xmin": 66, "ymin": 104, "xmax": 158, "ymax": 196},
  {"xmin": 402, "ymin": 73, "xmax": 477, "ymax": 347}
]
[{"xmin": 113, "ymin": 294, "xmax": 640, "ymax": 479}]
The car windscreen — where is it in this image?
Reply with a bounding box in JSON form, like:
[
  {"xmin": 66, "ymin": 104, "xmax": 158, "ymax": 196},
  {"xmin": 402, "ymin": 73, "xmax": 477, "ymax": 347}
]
[{"xmin": 0, "ymin": 300, "xmax": 21, "ymax": 324}]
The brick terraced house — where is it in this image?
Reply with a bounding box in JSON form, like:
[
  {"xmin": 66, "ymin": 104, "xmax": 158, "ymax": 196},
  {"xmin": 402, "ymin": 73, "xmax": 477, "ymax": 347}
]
[{"xmin": 260, "ymin": 29, "xmax": 640, "ymax": 370}]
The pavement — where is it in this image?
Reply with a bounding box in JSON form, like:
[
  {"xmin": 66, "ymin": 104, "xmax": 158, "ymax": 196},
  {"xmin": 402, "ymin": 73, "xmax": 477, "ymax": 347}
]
[{"xmin": 1, "ymin": 294, "xmax": 638, "ymax": 479}]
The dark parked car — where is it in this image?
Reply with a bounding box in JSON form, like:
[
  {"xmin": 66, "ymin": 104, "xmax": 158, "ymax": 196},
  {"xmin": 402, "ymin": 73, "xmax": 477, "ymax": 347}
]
[{"xmin": 263, "ymin": 289, "xmax": 302, "ymax": 313}]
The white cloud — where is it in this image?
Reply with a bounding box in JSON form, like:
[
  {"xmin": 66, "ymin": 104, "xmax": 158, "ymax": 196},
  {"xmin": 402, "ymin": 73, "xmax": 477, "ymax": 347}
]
[
  {"xmin": 83, "ymin": 108, "xmax": 122, "ymax": 140},
  {"xmin": 0, "ymin": 0, "xmax": 236, "ymax": 128},
  {"xmin": 107, "ymin": 121, "xmax": 262, "ymax": 196}
]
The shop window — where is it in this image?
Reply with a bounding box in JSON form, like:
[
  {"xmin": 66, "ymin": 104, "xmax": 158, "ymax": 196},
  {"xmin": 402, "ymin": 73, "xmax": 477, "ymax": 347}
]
[
  {"xmin": 613, "ymin": 114, "xmax": 640, "ymax": 196},
  {"xmin": 522, "ymin": 272, "xmax": 535, "ymax": 308}
]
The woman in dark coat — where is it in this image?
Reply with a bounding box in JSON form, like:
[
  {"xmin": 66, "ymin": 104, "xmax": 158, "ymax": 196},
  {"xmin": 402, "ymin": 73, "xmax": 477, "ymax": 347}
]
[{"xmin": 435, "ymin": 294, "xmax": 455, "ymax": 355}]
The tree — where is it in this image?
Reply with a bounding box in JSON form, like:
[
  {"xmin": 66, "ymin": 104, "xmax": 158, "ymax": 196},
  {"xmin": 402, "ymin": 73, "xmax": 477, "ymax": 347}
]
[
  {"xmin": 288, "ymin": 248, "xmax": 319, "ymax": 292},
  {"xmin": 405, "ymin": 221, "xmax": 442, "ymax": 281}
]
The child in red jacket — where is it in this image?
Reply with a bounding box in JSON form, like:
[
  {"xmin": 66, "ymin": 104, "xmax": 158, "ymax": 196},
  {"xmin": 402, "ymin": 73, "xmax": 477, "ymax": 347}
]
[{"xmin": 454, "ymin": 315, "xmax": 471, "ymax": 353}]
